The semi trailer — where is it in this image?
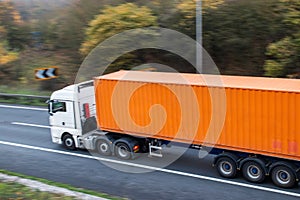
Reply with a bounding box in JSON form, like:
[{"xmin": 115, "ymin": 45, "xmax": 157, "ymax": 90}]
[{"xmin": 47, "ymin": 70, "xmax": 300, "ymax": 188}]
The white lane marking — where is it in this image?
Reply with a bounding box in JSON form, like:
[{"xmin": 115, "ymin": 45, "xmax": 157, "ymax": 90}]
[
  {"xmin": 11, "ymin": 122, "xmax": 50, "ymax": 129},
  {"xmin": 0, "ymin": 105, "xmax": 47, "ymax": 111},
  {"xmin": 0, "ymin": 141, "xmax": 299, "ymax": 198}
]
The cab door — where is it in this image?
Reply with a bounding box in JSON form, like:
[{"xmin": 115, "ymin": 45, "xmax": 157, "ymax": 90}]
[{"xmin": 49, "ymin": 100, "xmax": 76, "ymax": 129}]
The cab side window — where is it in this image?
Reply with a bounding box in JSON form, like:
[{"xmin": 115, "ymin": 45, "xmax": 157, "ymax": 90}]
[{"xmin": 52, "ymin": 101, "xmax": 66, "ymax": 113}]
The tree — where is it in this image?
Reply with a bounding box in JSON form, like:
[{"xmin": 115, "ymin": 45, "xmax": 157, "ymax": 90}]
[
  {"xmin": 80, "ymin": 3, "xmax": 157, "ymax": 55},
  {"xmin": 206, "ymin": 0, "xmax": 287, "ymax": 76},
  {"xmin": 0, "ymin": 0, "xmax": 21, "ymax": 80},
  {"xmin": 264, "ymin": 0, "xmax": 300, "ymax": 77},
  {"xmin": 177, "ymin": 0, "xmax": 224, "ymax": 15},
  {"xmin": 176, "ymin": 0, "xmax": 225, "ymax": 38},
  {"xmin": 0, "ymin": 41, "xmax": 18, "ymax": 65},
  {"xmin": 0, "ymin": 0, "xmax": 29, "ymax": 50},
  {"xmin": 78, "ymin": 3, "xmax": 158, "ymax": 74},
  {"xmin": 46, "ymin": 0, "xmax": 120, "ymax": 51}
]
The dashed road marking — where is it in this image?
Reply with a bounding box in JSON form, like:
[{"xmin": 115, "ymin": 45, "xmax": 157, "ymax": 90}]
[{"xmin": 11, "ymin": 122, "xmax": 50, "ymax": 129}]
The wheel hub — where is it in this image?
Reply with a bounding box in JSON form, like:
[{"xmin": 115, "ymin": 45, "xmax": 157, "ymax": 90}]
[
  {"xmin": 118, "ymin": 147, "xmax": 128, "ymax": 157},
  {"xmin": 277, "ymin": 170, "xmax": 290, "ymax": 184},
  {"xmin": 247, "ymin": 165, "xmax": 261, "ymax": 179},
  {"xmin": 100, "ymin": 143, "xmax": 108, "ymax": 152},
  {"xmin": 220, "ymin": 161, "xmax": 232, "ymax": 175},
  {"xmin": 65, "ymin": 138, "xmax": 73, "ymax": 147}
]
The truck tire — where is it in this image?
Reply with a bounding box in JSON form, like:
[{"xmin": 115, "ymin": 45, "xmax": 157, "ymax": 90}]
[
  {"xmin": 242, "ymin": 161, "xmax": 265, "ymax": 183},
  {"xmin": 115, "ymin": 142, "xmax": 131, "ymax": 160},
  {"xmin": 62, "ymin": 134, "xmax": 76, "ymax": 150},
  {"xmin": 216, "ymin": 157, "xmax": 237, "ymax": 178},
  {"xmin": 97, "ymin": 140, "xmax": 112, "ymax": 156},
  {"xmin": 271, "ymin": 165, "xmax": 297, "ymax": 188}
]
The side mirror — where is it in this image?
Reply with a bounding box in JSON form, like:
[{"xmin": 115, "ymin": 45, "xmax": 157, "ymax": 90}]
[{"xmin": 47, "ymin": 100, "xmax": 54, "ymax": 116}]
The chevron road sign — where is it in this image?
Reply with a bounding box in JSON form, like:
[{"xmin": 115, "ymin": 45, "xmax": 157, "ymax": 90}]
[{"xmin": 35, "ymin": 67, "xmax": 58, "ymax": 80}]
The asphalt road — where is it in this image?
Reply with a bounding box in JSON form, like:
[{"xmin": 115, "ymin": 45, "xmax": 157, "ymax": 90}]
[{"xmin": 0, "ymin": 104, "xmax": 300, "ymax": 200}]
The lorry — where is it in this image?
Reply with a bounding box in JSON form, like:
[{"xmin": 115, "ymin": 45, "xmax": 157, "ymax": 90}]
[{"xmin": 47, "ymin": 70, "xmax": 300, "ymax": 188}]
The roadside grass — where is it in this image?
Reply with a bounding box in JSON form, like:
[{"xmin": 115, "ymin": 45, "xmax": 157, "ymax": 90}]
[
  {"xmin": 0, "ymin": 85, "xmax": 51, "ymax": 96},
  {"xmin": 0, "ymin": 86, "xmax": 50, "ymax": 106},
  {"xmin": 0, "ymin": 98, "xmax": 48, "ymax": 106},
  {"xmin": 0, "ymin": 181, "xmax": 76, "ymax": 200},
  {"xmin": 0, "ymin": 169, "xmax": 124, "ymax": 200}
]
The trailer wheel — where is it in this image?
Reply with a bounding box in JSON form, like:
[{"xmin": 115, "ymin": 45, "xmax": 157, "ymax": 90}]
[
  {"xmin": 97, "ymin": 140, "xmax": 112, "ymax": 156},
  {"xmin": 62, "ymin": 134, "xmax": 76, "ymax": 150},
  {"xmin": 115, "ymin": 143, "xmax": 131, "ymax": 160},
  {"xmin": 271, "ymin": 165, "xmax": 297, "ymax": 188},
  {"xmin": 242, "ymin": 161, "xmax": 265, "ymax": 183},
  {"xmin": 216, "ymin": 157, "xmax": 237, "ymax": 178}
]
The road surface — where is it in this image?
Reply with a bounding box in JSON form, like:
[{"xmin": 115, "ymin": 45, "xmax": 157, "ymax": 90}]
[{"xmin": 0, "ymin": 104, "xmax": 300, "ymax": 200}]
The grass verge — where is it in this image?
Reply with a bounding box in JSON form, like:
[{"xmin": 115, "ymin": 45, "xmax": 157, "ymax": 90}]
[
  {"xmin": 0, "ymin": 169, "xmax": 123, "ymax": 200},
  {"xmin": 0, "ymin": 85, "xmax": 51, "ymax": 106},
  {"xmin": 0, "ymin": 181, "xmax": 77, "ymax": 200},
  {"xmin": 0, "ymin": 86, "xmax": 51, "ymax": 96},
  {"xmin": 0, "ymin": 98, "xmax": 48, "ymax": 106}
]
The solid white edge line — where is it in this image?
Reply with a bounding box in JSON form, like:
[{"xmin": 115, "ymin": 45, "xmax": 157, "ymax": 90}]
[
  {"xmin": 11, "ymin": 122, "xmax": 50, "ymax": 129},
  {"xmin": 0, "ymin": 105, "xmax": 47, "ymax": 111},
  {"xmin": 0, "ymin": 140, "xmax": 299, "ymax": 198}
]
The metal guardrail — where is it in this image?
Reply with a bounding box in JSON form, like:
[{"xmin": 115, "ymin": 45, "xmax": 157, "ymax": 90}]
[
  {"xmin": 0, "ymin": 93, "xmax": 49, "ymax": 99},
  {"xmin": 0, "ymin": 93, "xmax": 50, "ymax": 105}
]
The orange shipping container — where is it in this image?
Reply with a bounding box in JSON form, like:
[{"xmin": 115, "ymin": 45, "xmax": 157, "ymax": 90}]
[{"xmin": 94, "ymin": 71, "xmax": 300, "ymax": 161}]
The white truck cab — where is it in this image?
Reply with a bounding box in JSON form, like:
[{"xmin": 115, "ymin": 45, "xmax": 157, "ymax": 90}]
[
  {"xmin": 47, "ymin": 79, "xmax": 141, "ymax": 160},
  {"xmin": 47, "ymin": 81, "xmax": 97, "ymax": 149}
]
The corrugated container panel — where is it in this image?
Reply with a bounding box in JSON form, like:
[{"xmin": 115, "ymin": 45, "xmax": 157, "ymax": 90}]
[
  {"xmin": 255, "ymin": 90, "xmax": 262, "ymax": 151},
  {"xmin": 94, "ymin": 71, "xmax": 300, "ymax": 161},
  {"xmin": 194, "ymin": 85, "xmax": 212, "ymax": 143},
  {"xmin": 263, "ymin": 90, "xmax": 272, "ymax": 153}
]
